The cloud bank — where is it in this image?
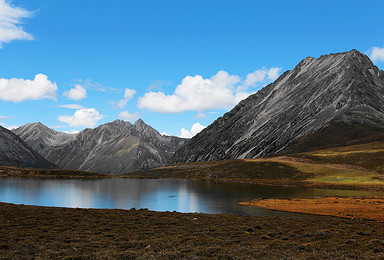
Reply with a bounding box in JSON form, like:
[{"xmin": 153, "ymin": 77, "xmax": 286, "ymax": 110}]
[
  {"xmin": 0, "ymin": 74, "xmax": 58, "ymax": 102},
  {"xmin": 0, "ymin": 0, "xmax": 34, "ymax": 47},
  {"xmin": 138, "ymin": 68, "xmax": 281, "ymax": 113}
]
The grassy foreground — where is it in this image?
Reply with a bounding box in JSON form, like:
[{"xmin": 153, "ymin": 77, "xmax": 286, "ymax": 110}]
[{"xmin": 2, "ymin": 202, "xmax": 384, "ymax": 259}]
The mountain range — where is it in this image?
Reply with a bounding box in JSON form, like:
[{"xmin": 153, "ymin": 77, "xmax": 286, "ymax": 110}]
[{"xmin": 13, "ymin": 119, "xmax": 187, "ymax": 174}]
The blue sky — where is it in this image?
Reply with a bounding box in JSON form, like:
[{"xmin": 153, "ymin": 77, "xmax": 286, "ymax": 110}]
[{"xmin": 1, "ymin": 0, "xmax": 384, "ymax": 137}]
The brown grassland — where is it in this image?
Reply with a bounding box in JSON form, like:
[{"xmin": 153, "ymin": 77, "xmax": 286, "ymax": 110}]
[{"xmin": 2, "ymin": 202, "xmax": 384, "ymax": 259}]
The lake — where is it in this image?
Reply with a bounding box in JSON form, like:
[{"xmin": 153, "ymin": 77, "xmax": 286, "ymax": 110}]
[{"xmin": 0, "ymin": 177, "xmax": 380, "ymax": 217}]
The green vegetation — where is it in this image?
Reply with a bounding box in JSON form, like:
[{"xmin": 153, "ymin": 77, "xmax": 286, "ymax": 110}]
[
  {"xmin": 124, "ymin": 159, "xmax": 312, "ymax": 181},
  {"xmin": 290, "ymin": 142, "xmax": 384, "ymax": 174},
  {"xmin": 2, "ymin": 202, "xmax": 384, "ymax": 259},
  {"xmin": 0, "ymin": 166, "xmax": 105, "ymax": 178}
]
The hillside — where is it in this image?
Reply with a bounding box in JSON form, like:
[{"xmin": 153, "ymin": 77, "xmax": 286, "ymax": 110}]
[
  {"xmin": 0, "ymin": 125, "xmax": 56, "ymax": 169},
  {"xmin": 173, "ymin": 50, "xmax": 384, "ymax": 163},
  {"xmin": 127, "ymin": 139, "xmax": 384, "ymax": 191}
]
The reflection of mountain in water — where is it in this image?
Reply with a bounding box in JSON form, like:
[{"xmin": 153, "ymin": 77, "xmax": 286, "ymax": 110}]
[{"xmin": 0, "ymin": 178, "xmax": 378, "ymax": 216}]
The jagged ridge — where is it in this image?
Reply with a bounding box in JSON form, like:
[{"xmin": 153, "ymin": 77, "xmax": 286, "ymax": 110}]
[{"xmin": 14, "ymin": 119, "xmax": 187, "ymax": 174}]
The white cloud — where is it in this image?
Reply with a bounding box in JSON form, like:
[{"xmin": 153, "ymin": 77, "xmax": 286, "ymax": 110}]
[
  {"xmin": 63, "ymin": 85, "xmax": 87, "ymax": 100},
  {"xmin": 0, "ymin": 0, "xmax": 34, "ymax": 47},
  {"xmin": 117, "ymin": 111, "xmax": 141, "ymax": 122},
  {"xmin": 63, "ymin": 130, "xmax": 80, "ymax": 134},
  {"xmin": 179, "ymin": 123, "xmax": 206, "ymax": 138},
  {"xmin": 243, "ymin": 67, "xmax": 282, "ymax": 87},
  {"xmin": 244, "ymin": 70, "xmax": 267, "ymax": 87},
  {"xmin": 0, "ymin": 121, "xmax": 19, "ymax": 130},
  {"xmin": 161, "ymin": 132, "xmax": 170, "ymax": 136},
  {"xmin": 368, "ymin": 46, "xmax": 384, "ymax": 63},
  {"xmin": 0, "ymin": 74, "xmax": 58, "ymax": 102},
  {"xmin": 110, "ymin": 88, "xmax": 136, "ymax": 109},
  {"xmin": 138, "ymin": 71, "xmax": 242, "ymax": 113},
  {"xmin": 6, "ymin": 125, "xmax": 19, "ymax": 130},
  {"xmin": 138, "ymin": 68, "xmax": 282, "ymax": 113},
  {"xmin": 57, "ymin": 104, "xmax": 85, "ymax": 110},
  {"xmin": 58, "ymin": 108, "xmax": 103, "ymax": 128},
  {"xmin": 267, "ymin": 67, "xmax": 282, "ymax": 81}
]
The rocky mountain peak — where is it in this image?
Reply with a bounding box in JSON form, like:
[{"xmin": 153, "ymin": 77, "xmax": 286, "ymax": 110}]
[
  {"xmin": 134, "ymin": 118, "xmax": 159, "ymax": 137},
  {"xmin": 14, "ymin": 123, "xmax": 77, "ymax": 152},
  {"xmin": 173, "ymin": 50, "xmax": 384, "ymax": 163}
]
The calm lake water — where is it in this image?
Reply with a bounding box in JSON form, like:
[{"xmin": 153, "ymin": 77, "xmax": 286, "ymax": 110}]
[{"xmin": 0, "ymin": 177, "xmax": 380, "ymax": 217}]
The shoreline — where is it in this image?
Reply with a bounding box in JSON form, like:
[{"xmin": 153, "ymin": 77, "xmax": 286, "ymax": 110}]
[{"xmin": 3, "ymin": 172, "xmax": 384, "ymax": 192}]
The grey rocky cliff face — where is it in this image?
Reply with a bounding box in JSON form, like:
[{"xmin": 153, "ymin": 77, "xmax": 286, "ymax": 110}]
[
  {"xmin": 14, "ymin": 119, "xmax": 187, "ymax": 174},
  {"xmin": 0, "ymin": 125, "xmax": 56, "ymax": 168},
  {"xmin": 14, "ymin": 122, "xmax": 76, "ymax": 154},
  {"xmin": 173, "ymin": 50, "xmax": 384, "ymax": 163}
]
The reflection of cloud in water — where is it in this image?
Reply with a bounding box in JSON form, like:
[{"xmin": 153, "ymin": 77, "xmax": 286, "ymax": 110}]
[
  {"xmin": 177, "ymin": 183, "xmax": 200, "ymax": 213},
  {"xmin": 67, "ymin": 184, "xmax": 92, "ymax": 208}
]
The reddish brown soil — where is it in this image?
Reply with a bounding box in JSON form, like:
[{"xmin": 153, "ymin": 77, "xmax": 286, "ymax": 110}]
[{"xmin": 241, "ymin": 197, "xmax": 384, "ymax": 222}]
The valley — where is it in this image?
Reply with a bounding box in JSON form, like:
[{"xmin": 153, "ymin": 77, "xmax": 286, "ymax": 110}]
[{"xmin": 2, "ymin": 49, "xmax": 384, "ymax": 258}]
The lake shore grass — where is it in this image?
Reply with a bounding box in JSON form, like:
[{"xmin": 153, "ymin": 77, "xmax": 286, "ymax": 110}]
[
  {"xmin": 0, "ymin": 166, "xmax": 106, "ymax": 179},
  {"xmin": 2, "ymin": 202, "xmax": 384, "ymax": 259}
]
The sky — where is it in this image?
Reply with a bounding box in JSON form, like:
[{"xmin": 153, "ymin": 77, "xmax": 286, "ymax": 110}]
[{"xmin": 1, "ymin": 0, "xmax": 384, "ymax": 137}]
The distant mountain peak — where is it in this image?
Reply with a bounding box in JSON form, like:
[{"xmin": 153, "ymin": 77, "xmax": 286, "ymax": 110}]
[
  {"xmin": 134, "ymin": 118, "xmax": 145, "ymax": 125},
  {"xmin": 14, "ymin": 119, "xmax": 187, "ymax": 174}
]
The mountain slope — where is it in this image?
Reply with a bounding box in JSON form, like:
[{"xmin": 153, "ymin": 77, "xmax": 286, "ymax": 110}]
[
  {"xmin": 15, "ymin": 120, "xmax": 187, "ymax": 174},
  {"xmin": 14, "ymin": 122, "xmax": 76, "ymax": 156},
  {"xmin": 173, "ymin": 50, "xmax": 384, "ymax": 163},
  {"xmin": 0, "ymin": 125, "xmax": 56, "ymax": 168}
]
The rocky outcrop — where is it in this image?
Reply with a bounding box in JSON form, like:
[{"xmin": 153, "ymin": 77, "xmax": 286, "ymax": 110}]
[
  {"xmin": 173, "ymin": 50, "xmax": 384, "ymax": 162},
  {"xmin": 15, "ymin": 119, "xmax": 187, "ymax": 174},
  {"xmin": 0, "ymin": 125, "xmax": 56, "ymax": 168}
]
